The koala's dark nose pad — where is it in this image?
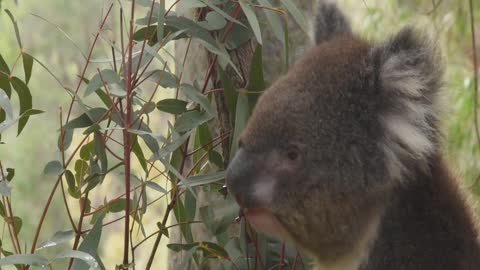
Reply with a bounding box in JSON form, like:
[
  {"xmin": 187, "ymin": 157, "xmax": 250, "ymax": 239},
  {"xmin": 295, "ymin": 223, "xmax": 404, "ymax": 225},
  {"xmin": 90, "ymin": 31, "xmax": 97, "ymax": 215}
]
[{"xmin": 225, "ymin": 148, "xmax": 254, "ymax": 208}]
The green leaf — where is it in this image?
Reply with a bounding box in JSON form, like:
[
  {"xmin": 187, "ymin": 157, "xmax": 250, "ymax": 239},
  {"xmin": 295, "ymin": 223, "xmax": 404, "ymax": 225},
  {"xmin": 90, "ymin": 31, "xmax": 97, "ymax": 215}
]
[
  {"xmin": 246, "ymin": 45, "xmax": 265, "ymax": 91},
  {"xmin": 0, "ymin": 88, "xmax": 13, "ymax": 119},
  {"xmin": 54, "ymin": 250, "xmax": 100, "ymax": 270},
  {"xmin": 93, "ymin": 132, "xmax": 108, "ymax": 173},
  {"xmin": 132, "ymin": 137, "xmax": 148, "ymax": 173},
  {"xmin": 199, "ymin": 0, "xmax": 245, "ymax": 27},
  {"xmin": 0, "ymin": 201, "xmax": 5, "ymax": 217},
  {"xmin": 37, "ymin": 230, "xmax": 75, "ymax": 250},
  {"xmin": 218, "ymin": 67, "xmax": 237, "ymax": 125},
  {"xmin": 44, "ymin": 160, "xmax": 63, "ymax": 176},
  {"xmin": 156, "ymin": 99, "xmax": 187, "ymax": 115},
  {"xmin": 239, "ymin": 0, "xmax": 262, "ymax": 44},
  {"xmin": 167, "ymin": 243, "xmax": 198, "ymax": 252},
  {"xmin": 145, "ymin": 181, "xmax": 167, "ymax": 194},
  {"xmin": 258, "ymin": 0, "xmax": 285, "ymax": 44},
  {"xmin": 0, "ymin": 54, "xmax": 11, "ymax": 97},
  {"xmin": 72, "ymin": 213, "xmax": 105, "ymax": 270},
  {"xmin": 230, "ymin": 93, "xmax": 250, "ymax": 159},
  {"xmin": 83, "ymin": 124, "xmax": 101, "ymax": 135},
  {"xmin": 0, "ymin": 254, "xmax": 48, "ymax": 267},
  {"xmin": 180, "ymin": 84, "xmax": 214, "ymax": 115},
  {"xmin": 279, "ymin": 0, "xmax": 309, "ymax": 34},
  {"xmin": 199, "ymin": 242, "xmax": 229, "ymax": 259},
  {"xmin": 13, "ymin": 216, "xmax": 22, "ymax": 236},
  {"xmin": 146, "ymin": 70, "xmax": 178, "ymax": 88},
  {"xmin": 64, "ymin": 108, "xmax": 108, "ymax": 130},
  {"xmin": 6, "ymin": 168, "xmax": 14, "ymax": 181},
  {"xmin": 84, "ymin": 69, "xmax": 119, "ymax": 97},
  {"xmin": 175, "ymin": 110, "xmax": 214, "ymax": 133},
  {"xmin": 156, "ymin": 129, "xmax": 193, "ymax": 158},
  {"xmin": 64, "ymin": 170, "xmax": 77, "ymax": 196},
  {"xmin": 199, "ymin": 11, "xmax": 227, "ymax": 31},
  {"xmin": 107, "ymin": 82, "xmax": 127, "ymax": 97},
  {"xmin": 107, "ymin": 198, "xmax": 129, "ymax": 213},
  {"xmin": 80, "ymin": 142, "xmax": 94, "ymax": 160},
  {"xmin": 10, "ymin": 77, "xmax": 32, "ymax": 135},
  {"xmin": 0, "ymin": 180, "xmax": 11, "ymax": 196},
  {"xmin": 5, "ymin": 10, "xmax": 23, "ymax": 49},
  {"xmin": 176, "ymin": 0, "xmax": 206, "ymax": 13},
  {"xmin": 22, "ymin": 53, "xmax": 34, "ymax": 84},
  {"xmin": 180, "ymin": 171, "xmax": 226, "ymax": 188}
]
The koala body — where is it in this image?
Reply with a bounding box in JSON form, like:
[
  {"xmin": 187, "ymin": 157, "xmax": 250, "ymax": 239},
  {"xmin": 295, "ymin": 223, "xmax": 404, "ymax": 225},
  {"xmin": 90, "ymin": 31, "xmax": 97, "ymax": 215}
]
[{"xmin": 226, "ymin": 1, "xmax": 480, "ymax": 269}]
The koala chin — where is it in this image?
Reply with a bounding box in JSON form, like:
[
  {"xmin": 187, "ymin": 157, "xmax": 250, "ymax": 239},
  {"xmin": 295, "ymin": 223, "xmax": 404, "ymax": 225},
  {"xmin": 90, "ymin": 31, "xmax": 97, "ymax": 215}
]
[{"xmin": 226, "ymin": 1, "xmax": 480, "ymax": 269}]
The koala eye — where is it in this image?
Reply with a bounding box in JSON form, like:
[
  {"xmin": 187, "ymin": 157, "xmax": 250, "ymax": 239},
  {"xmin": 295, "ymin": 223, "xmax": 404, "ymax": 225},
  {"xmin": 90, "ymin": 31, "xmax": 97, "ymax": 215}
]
[{"xmin": 286, "ymin": 145, "xmax": 300, "ymax": 161}]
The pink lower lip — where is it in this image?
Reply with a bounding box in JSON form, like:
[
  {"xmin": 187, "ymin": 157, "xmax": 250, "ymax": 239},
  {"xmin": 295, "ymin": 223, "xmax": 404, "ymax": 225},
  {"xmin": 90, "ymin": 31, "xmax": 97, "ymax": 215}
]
[{"xmin": 242, "ymin": 208, "xmax": 287, "ymax": 238}]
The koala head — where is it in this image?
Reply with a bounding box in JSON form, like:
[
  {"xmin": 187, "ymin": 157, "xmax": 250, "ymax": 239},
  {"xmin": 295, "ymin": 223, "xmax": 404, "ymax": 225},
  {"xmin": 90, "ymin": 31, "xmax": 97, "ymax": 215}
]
[{"xmin": 226, "ymin": 0, "xmax": 443, "ymax": 262}]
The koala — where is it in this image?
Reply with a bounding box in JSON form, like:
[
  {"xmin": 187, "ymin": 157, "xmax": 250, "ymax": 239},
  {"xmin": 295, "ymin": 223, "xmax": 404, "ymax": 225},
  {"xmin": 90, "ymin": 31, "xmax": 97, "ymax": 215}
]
[{"xmin": 225, "ymin": 1, "xmax": 480, "ymax": 269}]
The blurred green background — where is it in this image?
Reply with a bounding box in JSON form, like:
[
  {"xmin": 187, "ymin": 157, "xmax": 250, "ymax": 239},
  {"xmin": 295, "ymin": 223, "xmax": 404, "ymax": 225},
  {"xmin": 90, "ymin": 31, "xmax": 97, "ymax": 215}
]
[{"xmin": 0, "ymin": 0, "xmax": 478, "ymax": 269}]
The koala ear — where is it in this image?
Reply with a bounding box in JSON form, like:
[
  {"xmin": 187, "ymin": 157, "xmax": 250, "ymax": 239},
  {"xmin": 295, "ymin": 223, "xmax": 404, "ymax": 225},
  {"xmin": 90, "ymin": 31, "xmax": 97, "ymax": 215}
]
[
  {"xmin": 314, "ymin": 0, "xmax": 352, "ymax": 44},
  {"xmin": 370, "ymin": 27, "xmax": 444, "ymax": 178}
]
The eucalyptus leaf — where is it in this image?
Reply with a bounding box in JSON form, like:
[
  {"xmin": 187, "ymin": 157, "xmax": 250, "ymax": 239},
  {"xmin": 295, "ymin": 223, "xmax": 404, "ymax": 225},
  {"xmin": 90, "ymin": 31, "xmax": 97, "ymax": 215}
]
[
  {"xmin": 64, "ymin": 108, "xmax": 108, "ymax": 130},
  {"xmin": 54, "ymin": 250, "xmax": 100, "ymax": 270},
  {"xmin": 0, "ymin": 254, "xmax": 48, "ymax": 267},
  {"xmin": 230, "ymin": 93, "xmax": 249, "ymax": 159},
  {"xmin": 22, "ymin": 53, "xmax": 34, "ymax": 84},
  {"xmin": 145, "ymin": 69, "xmax": 178, "ymax": 88},
  {"xmin": 199, "ymin": 11, "xmax": 227, "ymax": 31},
  {"xmin": 0, "ymin": 88, "xmax": 13, "ymax": 119},
  {"xmin": 180, "ymin": 171, "xmax": 226, "ymax": 188},
  {"xmin": 0, "ymin": 54, "xmax": 11, "ymax": 96},
  {"xmin": 156, "ymin": 99, "xmax": 187, "ymax": 115},
  {"xmin": 145, "ymin": 181, "xmax": 168, "ymax": 194},
  {"xmin": 180, "ymin": 84, "xmax": 214, "ymax": 115},
  {"xmin": 279, "ymin": 0, "xmax": 309, "ymax": 34},
  {"xmin": 239, "ymin": 0, "xmax": 262, "ymax": 44},
  {"xmin": 175, "ymin": 110, "xmax": 214, "ymax": 133},
  {"xmin": 72, "ymin": 213, "xmax": 105, "ymax": 270},
  {"xmin": 37, "ymin": 230, "xmax": 75, "ymax": 250},
  {"xmin": 11, "ymin": 77, "xmax": 32, "ymax": 135},
  {"xmin": 84, "ymin": 69, "xmax": 119, "ymax": 97},
  {"xmin": 0, "ymin": 180, "xmax": 11, "ymax": 196},
  {"xmin": 258, "ymin": 0, "xmax": 285, "ymax": 44},
  {"xmin": 44, "ymin": 160, "xmax": 63, "ymax": 176}
]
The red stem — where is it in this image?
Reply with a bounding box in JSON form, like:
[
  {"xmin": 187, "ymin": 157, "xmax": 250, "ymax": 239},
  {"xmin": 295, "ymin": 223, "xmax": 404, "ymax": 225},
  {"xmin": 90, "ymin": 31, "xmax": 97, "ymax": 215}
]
[{"xmin": 279, "ymin": 242, "xmax": 286, "ymax": 270}]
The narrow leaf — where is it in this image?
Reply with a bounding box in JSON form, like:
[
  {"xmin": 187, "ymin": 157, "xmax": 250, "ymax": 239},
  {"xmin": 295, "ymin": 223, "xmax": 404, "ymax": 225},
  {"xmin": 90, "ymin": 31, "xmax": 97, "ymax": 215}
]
[
  {"xmin": 156, "ymin": 99, "xmax": 187, "ymax": 115},
  {"xmin": 0, "ymin": 88, "xmax": 13, "ymax": 119},
  {"xmin": 54, "ymin": 250, "xmax": 100, "ymax": 270},
  {"xmin": 10, "ymin": 77, "xmax": 32, "ymax": 135},
  {"xmin": 5, "ymin": 10, "xmax": 23, "ymax": 48},
  {"xmin": 0, "ymin": 254, "xmax": 48, "ymax": 267},
  {"xmin": 239, "ymin": 0, "xmax": 262, "ymax": 44},
  {"xmin": 44, "ymin": 160, "xmax": 63, "ymax": 176},
  {"xmin": 22, "ymin": 53, "xmax": 34, "ymax": 84},
  {"xmin": 37, "ymin": 230, "xmax": 75, "ymax": 250},
  {"xmin": 279, "ymin": 0, "xmax": 308, "ymax": 34}
]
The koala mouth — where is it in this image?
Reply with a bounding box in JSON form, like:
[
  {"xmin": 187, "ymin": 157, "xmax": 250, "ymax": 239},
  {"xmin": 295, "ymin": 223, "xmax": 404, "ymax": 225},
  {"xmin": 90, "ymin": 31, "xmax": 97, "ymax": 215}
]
[{"xmin": 241, "ymin": 208, "xmax": 289, "ymax": 238}]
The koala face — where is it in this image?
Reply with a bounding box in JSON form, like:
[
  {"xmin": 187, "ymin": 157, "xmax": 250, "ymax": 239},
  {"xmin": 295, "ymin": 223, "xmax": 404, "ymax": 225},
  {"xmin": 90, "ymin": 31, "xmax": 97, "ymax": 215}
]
[
  {"xmin": 226, "ymin": 2, "xmax": 442, "ymax": 262},
  {"xmin": 226, "ymin": 36, "xmax": 392, "ymax": 257}
]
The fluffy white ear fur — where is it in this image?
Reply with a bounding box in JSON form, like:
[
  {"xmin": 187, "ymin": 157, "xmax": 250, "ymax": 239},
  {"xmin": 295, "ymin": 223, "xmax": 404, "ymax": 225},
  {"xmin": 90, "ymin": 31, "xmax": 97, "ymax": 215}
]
[{"xmin": 373, "ymin": 27, "xmax": 444, "ymax": 180}]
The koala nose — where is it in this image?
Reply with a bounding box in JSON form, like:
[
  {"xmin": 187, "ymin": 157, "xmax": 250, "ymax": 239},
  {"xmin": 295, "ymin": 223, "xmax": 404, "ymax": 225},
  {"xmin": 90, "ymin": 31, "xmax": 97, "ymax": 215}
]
[{"xmin": 226, "ymin": 148, "xmax": 257, "ymax": 208}]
